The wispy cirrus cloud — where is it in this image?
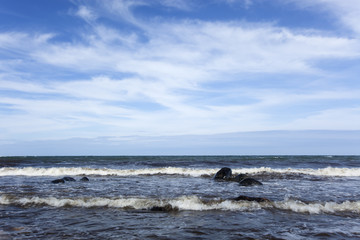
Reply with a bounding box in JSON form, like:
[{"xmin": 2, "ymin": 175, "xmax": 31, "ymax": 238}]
[
  {"xmin": 285, "ymin": 0, "xmax": 360, "ymax": 36},
  {"xmin": 12, "ymin": 20, "xmax": 358, "ymax": 79},
  {"xmin": 1, "ymin": 0, "xmax": 360, "ymax": 145},
  {"xmin": 75, "ymin": 5, "xmax": 97, "ymax": 23}
]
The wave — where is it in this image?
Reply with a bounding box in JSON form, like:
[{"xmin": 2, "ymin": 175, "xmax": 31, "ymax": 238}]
[
  {"xmin": 1, "ymin": 166, "xmax": 360, "ymax": 177},
  {"xmin": 274, "ymin": 198, "xmax": 360, "ymax": 214},
  {"xmin": 238, "ymin": 166, "xmax": 360, "ymax": 177},
  {"xmin": 1, "ymin": 194, "xmax": 359, "ymax": 215},
  {"xmin": 0, "ymin": 167, "xmax": 214, "ymax": 177}
]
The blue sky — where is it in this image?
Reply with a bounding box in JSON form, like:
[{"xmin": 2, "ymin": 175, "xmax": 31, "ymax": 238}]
[{"xmin": 1, "ymin": 0, "xmax": 360, "ymax": 155}]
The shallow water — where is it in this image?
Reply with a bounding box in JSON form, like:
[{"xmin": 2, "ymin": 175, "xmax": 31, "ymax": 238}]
[{"xmin": 1, "ymin": 156, "xmax": 360, "ymax": 239}]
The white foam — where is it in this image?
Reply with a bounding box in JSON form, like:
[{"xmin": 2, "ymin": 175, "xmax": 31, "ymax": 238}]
[
  {"xmin": 1, "ymin": 166, "xmax": 360, "ymax": 177},
  {"xmin": 0, "ymin": 194, "xmax": 162, "ymax": 209},
  {"xmin": 0, "ymin": 194, "xmax": 262, "ymax": 211},
  {"xmin": 233, "ymin": 166, "xmax": 360, "ymax": 177},
  {"xmin": 1, "ymin": 194, "xmax": 359, "ymax": 214},
  {"xmin": 168, "ymin": 195, "xmax": 263, "ymax": 211},
  {"xmin": 0, "ymin": 167, "xmax": 217, "ymax": 177},
  {"xmin": 273, "ymin": 198, "xmax": 360, "ymax": 214}
]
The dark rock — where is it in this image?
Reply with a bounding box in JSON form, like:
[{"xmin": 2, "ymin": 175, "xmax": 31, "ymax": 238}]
[
  {"xmin": 233, "ymin": 174, "xmax": 247, "ymax": 182},
  {"xmin": 150, "ymin": 204, "xmax": 178, "ymax": 212},
  {"xmin": 214, "ymin": 167, "xmax": 232, "ymax": 180},
  {"xmin": 62, "ymin": 177, "xmax": 76, "ymax": 182},
  {"xmin": 80, "ymin": 177, "xmax": 89, "ymax": 181},
  {"xmin": 239, "ymin": 178, "xmax": 263, "ymax": 186},
  {"xmin": 51, "ymin": 179, "xmax": 65, "ymax": 184},
  {"xmin": 232, "ymin": 195, "xmax": 270, "ymax": 203}
]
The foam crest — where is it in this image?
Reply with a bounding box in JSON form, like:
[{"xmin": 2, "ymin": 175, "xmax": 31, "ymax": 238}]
[
  {"xmin": 0, "ymin": 194, "xmax": 263, "ymax": 211},
  {"xmin": 273, "ymin": 199, "xmax": 360, "ymax": 214},
  {"xmin": 1, "ymin": 166, "xmax": 360, "ymax": 177},
  {"xmin": 0, "ymin": 167, "xmax": 218, "ymax": 177},
  {"xmin": 1, "ymin": 194, "xmax": 359, "ymax": 214},
  {"xmin": 232, "ymin": 167, "xmax": 360, "ymax": 177},
  {"xmin": 168, "ymin": 196, "xmax": 262, "ymax": 211}
]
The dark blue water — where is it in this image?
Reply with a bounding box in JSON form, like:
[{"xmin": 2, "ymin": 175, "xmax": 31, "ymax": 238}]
[{"xmin": 1, "ymin": 156, "xmax": 360, "ymax": 239}]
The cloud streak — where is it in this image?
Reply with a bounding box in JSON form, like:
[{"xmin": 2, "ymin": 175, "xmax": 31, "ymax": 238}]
[
  {"xmin": 1, "ymin": 130, "xmax": 360, "ymax": 156},
  {"xmin": 287, "ymin": 0, "xmax": 360, "ymax": 36},
  {"xmin": 0, "ymin": 0, "xmax": 360, "ymax": 151}
]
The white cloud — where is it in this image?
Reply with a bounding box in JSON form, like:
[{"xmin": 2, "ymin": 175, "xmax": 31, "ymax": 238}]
[
  {"xmin": 21, "ymin": 20, "xmax": 358, "ymax": 81},
  {"xmin": 1, "ymin": 0, "xmax": 360, "ymax": 142},
  {"xmin": 287, "ymin": 0, "xmax": 360, "ymax": 36},
  {"xmin": 224, "ymin": 0, "xmax": 253, "ymax": 8},
  {"xmin": 75, "ymin": 5, "xmax": 97, "ymax": 22},
  {"xmin": 2, "ymin": 71, "xmax": 360, "ymax": 140},
  {"xmin": 285, "ymin": 107, "xmax": 360, "ymax": 130},
  {"xmin": 161, "ymin": 0, "xmax": 192, "ymax": 11},
  {"xmin": 97, "ymin": 0, "xmax": 149, "ymax": 28},
  {"xmin": 0, "ymin": 32, "xmax": 53, "ymax": 57},
  {"xmin": 3, "ymin": 3, "xmax": 359, "ymax": 79}
]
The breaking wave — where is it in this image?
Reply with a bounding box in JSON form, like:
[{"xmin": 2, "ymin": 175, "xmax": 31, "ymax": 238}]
[
  {"xmin": 1, "ymin": 166, "xmax": 360, "ymax": 177},
  {"xmin": 0, "ymin": 167, "xmax": 213, "ymax": 177},
  {"xmin": 1, "ymin": 194, "xmax": 359, "ymax": 215}
]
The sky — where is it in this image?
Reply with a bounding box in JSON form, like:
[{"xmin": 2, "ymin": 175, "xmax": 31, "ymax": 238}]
[{"xmin": 0, "ymin": 0, "xmax": 360, "ymax": 155}]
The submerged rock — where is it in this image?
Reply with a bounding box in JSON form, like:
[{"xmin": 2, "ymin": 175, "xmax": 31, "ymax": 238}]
[
  {"xmin": 150, "ymin": 204, "xmax": 179, "ymax": 212},
  {"xmin": 233, "ymin": 174, "xmax": 248, "ymax": 182},
  {"xmin": 51, "ymin": 179, "xmax": 65, "ymax": 184},
  {"xmin": 232, "ymin": 195, "xmax": 270, "ymax": 203},
  {"xmin": 62, "ymin": 177, "xmax": 76, "ymax": 182},
  {"xmin": 51, "ymin": 176, "xmax": 78, "ymax": 184},
  {"xmin": 239, "ymin": 178, "xmax": 263, "ymax": 186},
  {"xmin": 214, "ymin": 167, "xmax": 232, "ymax": 180},
  {"xmin": 213, "ymin": 168, "xmax": 263, "ymax": 185},
  {"xmin": 80, "ymin": 177, "xmax": 89, "ymax": 181}
]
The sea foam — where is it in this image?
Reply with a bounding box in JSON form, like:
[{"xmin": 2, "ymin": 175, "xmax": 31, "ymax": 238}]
[
  {"xmin": 1, "ymin": 166, "xmax": 360, "ymax": 177},
  {"xmin": 1, "ymin": 194, "xmax": 359, "ymax": 214}
]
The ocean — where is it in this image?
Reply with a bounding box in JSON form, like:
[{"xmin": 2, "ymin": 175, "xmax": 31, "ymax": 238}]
[{"xmin": 0, "ymin": 155, "xmax": 360, "ymax": 239}]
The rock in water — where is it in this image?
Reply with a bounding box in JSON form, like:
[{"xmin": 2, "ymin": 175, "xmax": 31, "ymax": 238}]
[
  {"xmin": 150, "ymin": 204, "xmax": 178, "ymax": 212},
  {"xmin": 232, "ymin": 195, "xmax": 270, "ymax": 203},
  {"xmin": 214, "ymin": 167, "xmax": 232, "ymax": 180},
  {"xmin": 80, "ymin": 177, "xmax": 89, "ymax": 181},
  {"xmin": 51, "ymin": 179, "xmax": 65, "ymax": 184},
  {"xmin": 62, "ymin": 177, "xmax": 76, "ymax": 182},
  {"xmin": 239, "ymin": 178, "xmax": 263, "ymax": 186},
  {"xmin": 233, "ymin": 174, "xmax": 247, "ymax": 182}
]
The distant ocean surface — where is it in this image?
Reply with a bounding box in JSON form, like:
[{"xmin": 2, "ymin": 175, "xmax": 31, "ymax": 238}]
[{"xmin": 1, "ymin": 155, "xmax": 360, "ymax": 239}]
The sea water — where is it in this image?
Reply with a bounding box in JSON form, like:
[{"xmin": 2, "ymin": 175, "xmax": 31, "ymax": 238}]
[{"xmin": 0, "ymin": 156, "xmax": 360, "ymax": 239}]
